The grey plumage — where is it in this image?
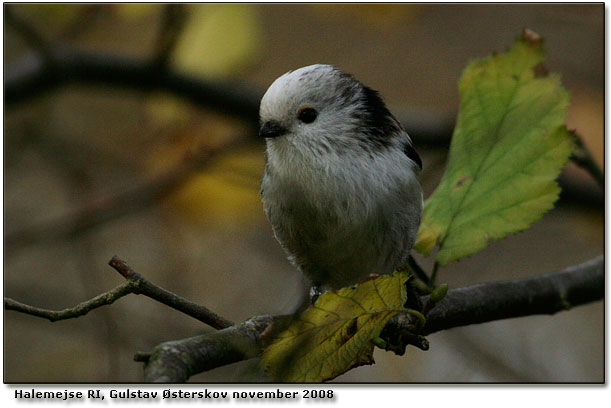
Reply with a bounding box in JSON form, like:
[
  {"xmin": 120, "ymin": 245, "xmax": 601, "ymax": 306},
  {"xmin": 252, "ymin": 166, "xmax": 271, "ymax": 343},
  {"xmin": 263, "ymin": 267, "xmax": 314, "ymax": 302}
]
[{"xmin": 259, "ymin": 64, "xmax": 423, "ymax": 290}]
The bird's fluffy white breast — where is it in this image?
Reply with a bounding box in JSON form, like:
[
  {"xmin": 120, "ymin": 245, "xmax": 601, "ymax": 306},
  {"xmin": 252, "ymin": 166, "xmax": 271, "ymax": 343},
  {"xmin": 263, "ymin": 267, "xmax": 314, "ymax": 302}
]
[
  {"xmin": 264, "ymin": 138, "xmax": 419, "ymax": 224},
  {"xmin": 262, "ymin": 141, "xmax": 422, "ymax": 288}
]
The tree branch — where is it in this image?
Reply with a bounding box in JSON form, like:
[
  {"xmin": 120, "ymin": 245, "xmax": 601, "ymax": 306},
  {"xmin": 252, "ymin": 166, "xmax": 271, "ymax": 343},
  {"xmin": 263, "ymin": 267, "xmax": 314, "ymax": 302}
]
[
  {"xmin": 570, "ymin": 130, "xmax": 604, "ymax": 190},
  {"xmin": 5, "ymin": 255, "xmax": 603, "ymax": 381},
  {"xmin": 138, "ymin": 256, "xmax": 603, "ymax": 382},
  {"xmin": 4, "ymin": 5, "xmax": 53, "ymax": 62},
  {"xmin": 152, "ymin": 4, "xmax": 187, "ymax": 70},
  {"xmin": 4, "ymin": 138, "xmax": 245, "ymax": 251},
  {"xmin": 5, "ymin": 48, "xmax": 262, "ymax": 125},
  {"xmin": 4, "ymin": 282, "xmax": 136, "ymax": 322},
  {"xmin": 4, "ymin": 48, "xmax": 456, "ymax": 146},
  {"xmin": 421, "ymin": 255, "xmax": 604, "ymax": 335},
  {"xmin": 141, "ymin": 315, "xmax": 276, "ymax": 382},
  {"xmin": 5, "ymin": 18, "xmax": 604, "ymax": 383},
  {"xmin": 4, "ymin": 256, "xmax": 234, "ymax": 330},
  {"xmin": 4, "ymin": 47, "xmax": 603, "ymax": 209},
  {"xmin": 108, "ymin": 256, "xmax": 233, "ymax": 330}
]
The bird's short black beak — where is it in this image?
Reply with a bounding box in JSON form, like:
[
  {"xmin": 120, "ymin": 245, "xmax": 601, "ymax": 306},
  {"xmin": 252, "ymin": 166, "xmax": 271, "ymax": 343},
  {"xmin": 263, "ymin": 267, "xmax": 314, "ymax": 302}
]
[{"xmin": 259, "ymin": 121, "xmax": 287, "ymax": 139}]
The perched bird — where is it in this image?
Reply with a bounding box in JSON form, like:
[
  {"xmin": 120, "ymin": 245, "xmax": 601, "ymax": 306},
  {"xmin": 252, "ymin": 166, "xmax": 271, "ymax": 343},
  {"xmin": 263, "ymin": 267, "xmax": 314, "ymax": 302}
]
[{"xmin": 259, "ymin": 64, "xmax": 423, "ymax": 292}]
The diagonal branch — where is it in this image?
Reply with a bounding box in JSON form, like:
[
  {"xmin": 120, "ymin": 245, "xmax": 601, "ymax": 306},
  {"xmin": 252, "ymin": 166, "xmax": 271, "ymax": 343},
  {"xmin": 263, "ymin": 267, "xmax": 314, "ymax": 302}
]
[
  {"xmin": 4, "ymin": 137, "xmax": 245, "ymax": 252},
  {"xmin": 570, "ymin": 130, "xmax": 604, "ymax": 190},
  {"xmin": 4, "ymin": 256, "xmax": 233, "ymax": 330},
  {"xmin": 108, "ymin": 256, "xmax": 233, "ymax": 330},
  {"xmin": 4, "ymin": 52, "xmax": 601, "ymax": 244},
  {"xmin": 4, "ymin": 5, "xmax": 53, "ymax": 62}
]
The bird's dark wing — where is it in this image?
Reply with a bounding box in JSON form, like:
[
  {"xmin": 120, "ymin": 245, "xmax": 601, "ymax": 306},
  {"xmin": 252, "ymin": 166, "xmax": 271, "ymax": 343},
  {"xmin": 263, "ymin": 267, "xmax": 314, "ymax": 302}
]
[{"xmin": 403, "ymin": 142, "xmax": 422, "ymax": 170}]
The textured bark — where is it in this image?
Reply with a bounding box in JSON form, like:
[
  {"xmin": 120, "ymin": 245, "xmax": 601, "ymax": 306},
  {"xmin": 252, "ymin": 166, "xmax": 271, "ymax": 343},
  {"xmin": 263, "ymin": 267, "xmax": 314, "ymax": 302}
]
[
  {"xmin": 140, "ymin": 256, "xmax": 604, "ymax": 382},
  {"xmin": 142, "ymin": 315, "xmax": 275, "ymax": 382},
  {"xmin": 422, "ymin": 255, "xmax": 604, "ymax": 335}
]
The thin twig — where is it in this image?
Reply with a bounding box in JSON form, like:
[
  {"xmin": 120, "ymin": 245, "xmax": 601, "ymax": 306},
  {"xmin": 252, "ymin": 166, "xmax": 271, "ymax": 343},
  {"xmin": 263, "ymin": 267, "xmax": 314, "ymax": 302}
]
[
  {"xmin": 570, "ymin": 130, "xmax": 604, "ymax": 190},
  {"xmin": 5, "ymin": 256, "xmax": 234, "ymax": 330},
  {"xmin": 108, "ymin": 256, "xmax": 234, "ymax": 329},
  {"xmin": 5, "ymin": 255, "xmax": 603, "ymax": 381},
  {"xmin": 4, "ymin": 282, "xmax": 136, "ymax": 322},
  {"xmin": 407, "ymin": 255, "xmax": 430, "ymax": 285},
  {"xmin": 429, "ymin": 261, "xmax": 440, "ymax": 287}
]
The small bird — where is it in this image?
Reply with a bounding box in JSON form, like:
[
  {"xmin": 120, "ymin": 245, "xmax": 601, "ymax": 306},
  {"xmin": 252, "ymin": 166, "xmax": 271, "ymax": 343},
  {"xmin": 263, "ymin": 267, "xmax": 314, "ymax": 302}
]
[{"xmin": 259, "ymin": 64, "xmax": 423, "ymax": 293}]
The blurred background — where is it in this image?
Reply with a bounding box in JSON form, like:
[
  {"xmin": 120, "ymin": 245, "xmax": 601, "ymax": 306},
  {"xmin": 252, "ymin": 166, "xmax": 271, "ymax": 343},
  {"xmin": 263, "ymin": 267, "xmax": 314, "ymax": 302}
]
[{"xmin": 3, "ymin": 4, "xmax": 603, "ymax": 382}]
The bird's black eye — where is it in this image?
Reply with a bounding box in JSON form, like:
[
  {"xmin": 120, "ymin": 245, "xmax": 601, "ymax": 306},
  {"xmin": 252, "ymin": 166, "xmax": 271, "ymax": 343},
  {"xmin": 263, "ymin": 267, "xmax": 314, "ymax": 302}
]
[{"xmin": 297, "ymin": 106, "xmax": 318, "ymax": 124}]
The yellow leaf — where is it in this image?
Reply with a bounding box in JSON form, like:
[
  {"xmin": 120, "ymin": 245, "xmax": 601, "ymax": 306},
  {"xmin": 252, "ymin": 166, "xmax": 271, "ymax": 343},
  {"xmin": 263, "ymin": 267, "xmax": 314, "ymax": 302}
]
[
  {"xmin": 172, "ymin": 4, "xmax": 262, "ymax": 78},
  {"xmin": 170, "ymin": 168, "xmax": 262, "ymax": 227},
  {"xmin": 145, "ymin": 141, "xmax": 265, "ymax": 228},
  {"xmin": 414, "ymin": 221, "xmax": 443, "ymax": 256},
  {"xmin": 261, "ymin": 271, "xmax": 409, "ymax": 382}
]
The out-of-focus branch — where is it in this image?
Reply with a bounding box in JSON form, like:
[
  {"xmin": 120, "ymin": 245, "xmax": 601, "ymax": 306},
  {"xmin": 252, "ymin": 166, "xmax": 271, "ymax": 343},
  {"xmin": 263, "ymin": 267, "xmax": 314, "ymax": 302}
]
[
  {"xmin": 4, "ymin": 48, "xmax": 455, "ymax": 146},
  {"xmin": 138, "ymin": 256, "xmax": 603, "ymax": 382},
  {"xmin": 4, "ymin": 5, "xmax": 53, "ymax": 61},
  {"xmin": 58, "ymin": 5, "xmax": 107, "ymax": 41},
  {"xmin": 4, "ymin": 256, "xmax": 234, "ymax": 330},
  {"xmin": 152, "ymin": 4, "xmax": 187, "ymax": 70},
  {"xmin": 5, "ymin": 49, "xmax": 262, "ymax": 126},
  {"xmin": 5, "ymin": 48, "xmax": 603, "ymax": 208},
  {"xmin": 4, "ymin": 138, "xmax": 245, "ymax": 252}
]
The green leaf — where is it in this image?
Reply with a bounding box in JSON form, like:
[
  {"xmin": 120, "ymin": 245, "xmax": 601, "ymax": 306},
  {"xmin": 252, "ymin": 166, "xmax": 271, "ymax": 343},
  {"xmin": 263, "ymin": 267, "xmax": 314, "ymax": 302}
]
[
  {"xmin": 415, "ymin": 32, "xmax": 573, "ymax": 265},
  {"xmin": 261, "ymin": 272, "xmax": 409, "ymax": 382},
  {"xmin": 429, "ymin": 283, "xmax": 449, "ymax": 303}
]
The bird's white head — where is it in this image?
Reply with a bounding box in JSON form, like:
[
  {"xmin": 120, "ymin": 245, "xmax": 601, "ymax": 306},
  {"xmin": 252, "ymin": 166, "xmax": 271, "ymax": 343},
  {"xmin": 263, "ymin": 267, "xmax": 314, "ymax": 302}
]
[{"xmin": 259, "ymin": 64, "xmax": 412, "ymax": 160}]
